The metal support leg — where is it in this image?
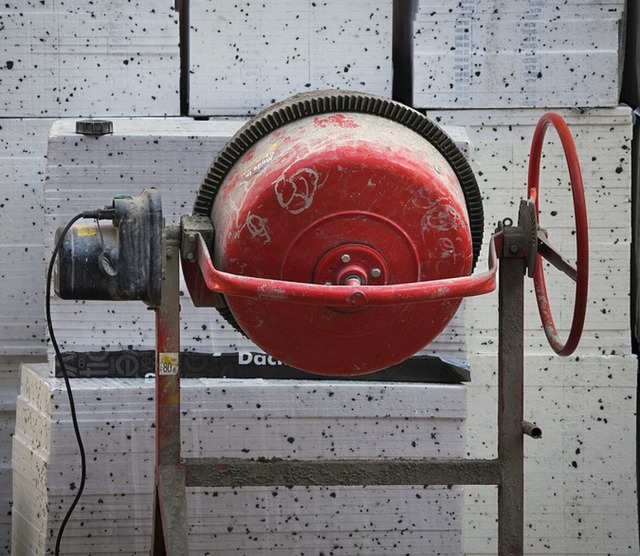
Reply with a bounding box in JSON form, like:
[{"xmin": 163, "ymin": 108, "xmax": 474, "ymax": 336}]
[
  {"xmin": 151, "ymin": 228, "xmax": 189, "ymax": 555},
  {"xmin": 498, "ymin": 237, "xmax": 526, "ymax": 556},
  {"xmin": 146, "ymin": 224, "xmax": 531, "ymax": 555}
]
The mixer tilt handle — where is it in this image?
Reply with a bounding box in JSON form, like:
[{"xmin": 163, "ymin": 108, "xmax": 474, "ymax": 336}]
[{"xmin": 191, "ymin": 233, "xmax": 500, "ymax": 308}]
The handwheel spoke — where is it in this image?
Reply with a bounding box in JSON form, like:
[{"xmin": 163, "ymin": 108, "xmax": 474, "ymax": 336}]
[{"xmin": 537, "ymin": 231, "xmax": 577, "ymax": 282}]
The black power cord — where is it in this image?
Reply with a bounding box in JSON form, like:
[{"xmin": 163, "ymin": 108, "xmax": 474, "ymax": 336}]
[{"xmin": 46, "ymin": 209, "xmax": 115, "ymax": 556}]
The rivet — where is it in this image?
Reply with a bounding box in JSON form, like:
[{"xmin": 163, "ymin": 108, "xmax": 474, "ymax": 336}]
[
  {"xmin": 509, "ymin": 244, "xmax": 519, "ymax": 254},
  {"xmin": 340, "ymin": 254, "xmax": 351, "ymax": 263},
  {"xmin": 371, "ymin": 268, "xmax": 382, "ymax": 278}
]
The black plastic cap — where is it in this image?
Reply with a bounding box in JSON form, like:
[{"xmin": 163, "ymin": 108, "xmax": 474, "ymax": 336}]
[{"xmin": 75, "ymin": 120, "xmax": 114, "ymax": 136}]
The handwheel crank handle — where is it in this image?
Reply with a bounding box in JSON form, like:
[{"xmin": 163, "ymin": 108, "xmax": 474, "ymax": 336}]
[
  {"xmin": 537, "ymin": 231, "xmax": 577, "ymax": 282},
  {"xmin": 193, "ymin": 233, "xmax": 501, "ymax": 307}
]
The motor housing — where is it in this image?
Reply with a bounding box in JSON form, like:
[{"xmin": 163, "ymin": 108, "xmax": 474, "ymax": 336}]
[{"xmin": 55, "ymin": 189, "xmax": 163, "ymax": 306}]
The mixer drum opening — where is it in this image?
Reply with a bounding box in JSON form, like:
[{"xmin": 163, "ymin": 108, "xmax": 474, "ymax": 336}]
[{"xmin": 193, "ymin": 91, "xmax": 483, "ymax": 376}]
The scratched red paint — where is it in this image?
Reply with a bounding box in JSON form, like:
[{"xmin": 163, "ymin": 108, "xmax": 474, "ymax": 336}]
[
  {"xmin": 313, "ymin": 114, "xmax": 359, "ymax": 128},
  {"xmin": 207, "ymin": 110, "xmax": 477, "ymax": 375}
]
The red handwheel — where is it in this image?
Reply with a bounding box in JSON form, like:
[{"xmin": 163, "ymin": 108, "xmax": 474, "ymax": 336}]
[{"xmin": 527, "ymin": 113, "xmax": 589, "ymax": 356}]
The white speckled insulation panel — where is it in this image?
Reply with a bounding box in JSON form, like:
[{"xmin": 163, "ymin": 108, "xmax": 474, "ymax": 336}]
[
  {"xmin": 0, "ymin": 118, "xmax": 53, "ymax": 554},
  {"xmin": 12, "ymin": 363, "xmax": 467, "ymax": 555},
  {"xmin": 424, "ymin": 107, "xmax": 638, "ymax": 553},
  {"xmin": 0, "ymin": 1, "xmax": 180, "ymax": 117},
  {"xmin": 0, "ymin": 357, "xmax": 45, "ymax": 555},
  {"xmin": 43, "ymin": 118, "xmax": 470, "ymax": 372},
  {"xmin": 0, "ymin": 119, "xmax": 54, "ymax": 357},
  {"xmin": 413, "ymin": 0, "xmax": 626, "ymax": 109},
  {"xmin": 0, "ymin": 466, "xmax": 11, "ymax": 554},
  {"xmin": 463, "ymin": 354, "xmax": 638, "ymax": 555},
  {"xmin": 188, "ymin": 1, "xmax": 393, "ymax": 116},
  {"xmin": 1, "ymin": 1, "xmax": 636, "ymax": 553}
]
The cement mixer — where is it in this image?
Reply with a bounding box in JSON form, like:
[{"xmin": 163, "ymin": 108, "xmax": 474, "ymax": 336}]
[{"xmin": 51, "ymin": 90, "xmax": 588, "ymax": 556}]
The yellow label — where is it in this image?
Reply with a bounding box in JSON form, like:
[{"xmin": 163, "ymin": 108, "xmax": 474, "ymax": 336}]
[
  {"xmin": 76, "ymin": 225, "xmax": 97, "ymax": 237},
  {"xmin": 159, "ymin": 353, "xmax": 179, "ymax": 376}
]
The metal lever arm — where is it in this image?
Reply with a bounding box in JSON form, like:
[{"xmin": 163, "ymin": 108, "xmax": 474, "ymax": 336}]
[
  {"xmin": 192, "ymin": 232, "xmax": 501, "ymax": 308},
  {"xmin": 537, "ymin": 230, "xmax": 577, "ymax": 282}
]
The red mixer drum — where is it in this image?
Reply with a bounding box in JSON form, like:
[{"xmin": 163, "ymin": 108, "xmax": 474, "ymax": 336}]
[{"xmin": 192, "ymin": 91, "xmax": 484, "ymax": 375}]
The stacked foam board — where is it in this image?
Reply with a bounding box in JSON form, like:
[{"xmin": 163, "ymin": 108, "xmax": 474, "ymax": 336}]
[
  {"xmin": 426, "ymin": 107, "xmax": 638, "ymax": 554},
  {"xmin": 415, "ymin": 1, "xmax": 639, "ymax": 544},
  {"xmin": 0, "ymin": 119, "xmax": 54, "ymax": 553},
  {"xmin": 188, "ymin": 0, "xmax": 393, "ymax": 116},
  {"xmin": 1, "ymin": 0, "xmax": 180, "ymax": 548},
  {"xmin": 0, "ymin": 1, "xmax": 180, "ymax": 117},
  {"xmin": 43, "ymin": 118, "xmax": 471, "ymax": 376},
  {"xmin": 13, "ymin": 363, "xmax": 466, "ymax": 555},
  {"xmin": 621, "ymin": 0, "xmax": 640, "ymax": 105},
  {"xmin": 0, "ymin": 119, "xmax": 53, "ymax": 358},
  {"xmin": 412, "ymin": 0, "xmax": 626, "ymax": 109},
  {"xmin": 0, "ymin": 357, "xmax": 31, "ymax": 554}
]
